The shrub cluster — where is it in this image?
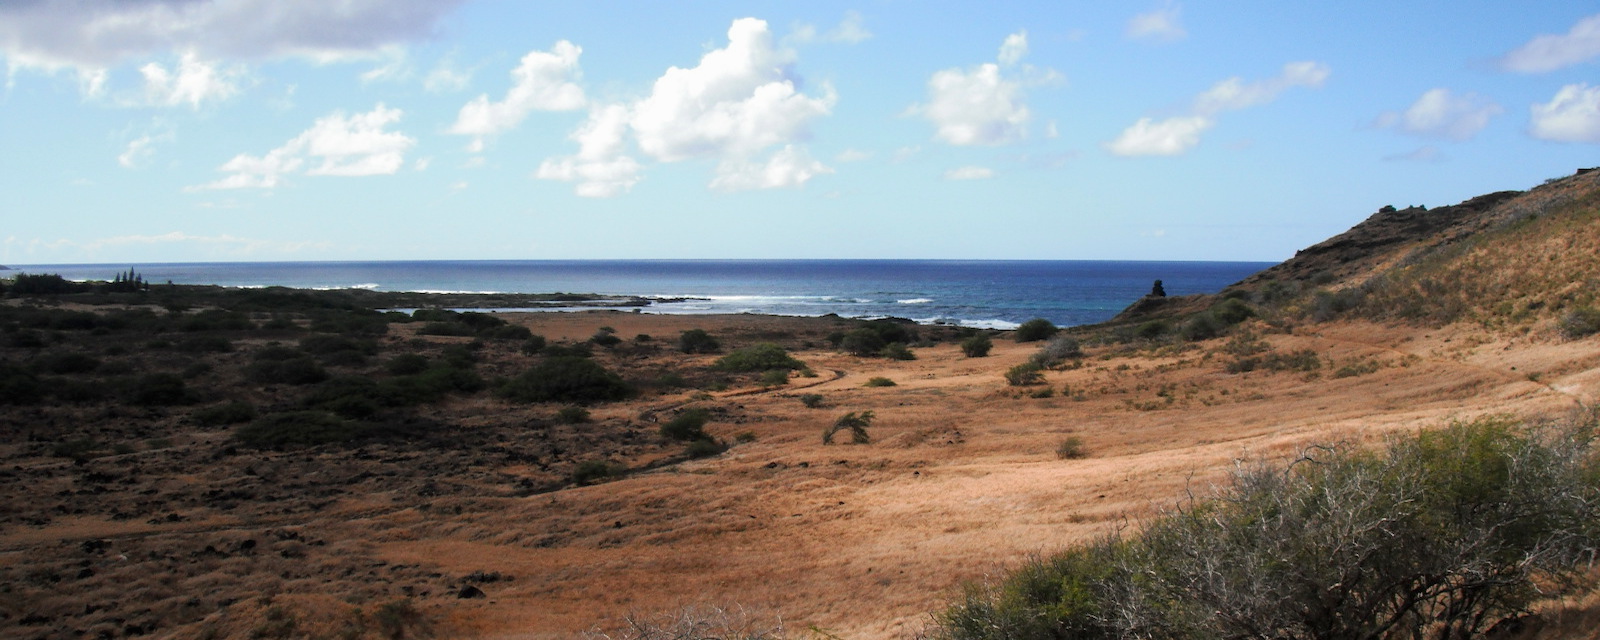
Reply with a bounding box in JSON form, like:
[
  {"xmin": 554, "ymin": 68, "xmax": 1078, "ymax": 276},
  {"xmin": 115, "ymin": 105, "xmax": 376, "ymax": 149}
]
[
  {"xmin": 959, "ymin": 333, "xmax": 993, "ymax": 357},
  {"xmin": 678, "ymin": 329, "xmax": 721, "ymax": 354},
  {"xmin": 1013, "ymin": 318, "xmax": 1058, "ymax": 343},
  {"xmin": 934, "ymin": 417, "xmax": 1600, "ymax": 640},
  {"xmin": 1560, "ymin": 306, "xmax": 1600, "ymax": 339},
  {"xmin": 498, "ymin": 355, "xmax": 632, "ymax": 404},
  {"xmin": 1029, "ymin": 336, "xmax": 1082, "ymax": 368},
  {"xmin": 713, "ymin": 343, "xmax": 804, "ymax": 372}
]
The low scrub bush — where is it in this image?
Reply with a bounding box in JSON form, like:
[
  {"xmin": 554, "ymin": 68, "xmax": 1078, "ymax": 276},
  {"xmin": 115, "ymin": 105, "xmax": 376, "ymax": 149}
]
[
  {"xmin": 759, "ymin": 369, "xmax": 790, "ymax": 386},
  {"xmin": 713, "ymin": 343, "xmax": 804, "ymax": 372},
  {"xmin": 1560, "ymin": 306, "xmax": 1600, "ymax": 338},
  {"xmin": 499, "ymin": 356, "xmax": 630, "ymax": 403},
  {"xmin": 684, "ymin": 438, "xmax": 728, "ymax": 459},
  {"xmin": 386, "ymin": 354, "xmax": 430, "ymax": 375},
  {"xmin": 864, "ymin": 376, "xmax": 896, "ymax": 387},
  {"xmin": 840, "ymin": 329, "xmax": 887, "ymax": 357},
  {"xmin": 571, "ymin": 459, "xmax": 626, "ymax": 485},
  {"xmin": 960, "ymin": 333, "xmax": 993, "ymax": 357},
  {"xmin": 1005, "ymin": 361, "xmax": 1045, "ymax": 386},
  {"xmin": 933, "ymin": 416, "xmax": 1600, "ymax": 640},
  {"xmin": 32, "ymin": 352, "xmax": 101, "ymax": 374},
  {"xmin": 557, "ymin": 406, "xmax": 590, "ymax": 424},
  {"xmin": 1030, "ymin": 336, "xmax": 1082, "ymax": 368},
  {"xmin": 1055, "ymin": 436, "xmax": 1087, "ymax": 459},
  {"xmin": 678, "ymin": 329, "xmax": 721, "ymax": 354},
  {"xmin": 799, "ymin": 393, "xmax": 825, "ymax": 408},
  {"xmin": 235, "ymin": 411, "xmax": 356, "ymax": 448},
  {"xmin": 127, "ymin": 372, "xmax": 191, "ymax": 405},
  {"xmin": 880, "ymin": 342, "xmax": 916, "ymax": 360},
  {"xmin": 661, "ymin": 408, "xmax": 711, "ymax": 441},
  {"xmin": 193, "ymin": 400, "xmax": 258, "ymax": 427},
  {"xmin": 1014, "ymin": 318, "xmax": 1058, "ymax": 343},
  {"xmin": 246, "ymin": 356, "xmax": 329, "ymax": 385}
]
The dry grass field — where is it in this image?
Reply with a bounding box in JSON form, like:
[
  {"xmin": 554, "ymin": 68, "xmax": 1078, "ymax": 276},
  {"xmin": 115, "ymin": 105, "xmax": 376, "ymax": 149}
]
[{"xmin": 7, "ymin": 304, "xmax": 1593, "ymax": 639}]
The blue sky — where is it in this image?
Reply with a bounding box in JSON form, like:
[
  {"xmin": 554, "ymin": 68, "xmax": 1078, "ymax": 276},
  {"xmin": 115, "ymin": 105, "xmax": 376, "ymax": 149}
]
[{"xmin": 3, "ymin": 1, "xmax": 1599, "ymax": 265}]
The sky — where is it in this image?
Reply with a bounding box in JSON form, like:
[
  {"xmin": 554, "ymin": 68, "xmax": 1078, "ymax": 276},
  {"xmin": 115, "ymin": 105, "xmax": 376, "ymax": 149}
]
[{"xmin": 3, "ymin": 1, "xmax": 1599, "ymax": 265}]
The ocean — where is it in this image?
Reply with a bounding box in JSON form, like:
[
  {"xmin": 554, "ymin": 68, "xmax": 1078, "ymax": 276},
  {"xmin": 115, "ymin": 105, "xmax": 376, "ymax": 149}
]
[{"xmin": 10, "ymin": 260, "xmax": 1274, "ymax": 329}]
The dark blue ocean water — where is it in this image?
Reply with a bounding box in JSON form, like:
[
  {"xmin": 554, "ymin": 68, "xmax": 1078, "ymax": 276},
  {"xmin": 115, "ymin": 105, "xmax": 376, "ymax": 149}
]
[{"xmin": 11, "ymin": 260, "xmax": 1273, "ymax": 329}]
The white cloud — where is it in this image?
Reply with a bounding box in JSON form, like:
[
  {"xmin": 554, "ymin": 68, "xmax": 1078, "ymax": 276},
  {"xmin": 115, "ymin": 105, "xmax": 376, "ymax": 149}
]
[
  {"xmin": 1108, "ymin": 61, "xmax": 1327, "ymax": 156},
  {"xmin": 1383, "ymin": 146, "xmax": 1444, "ymax": 163},
  {"xmin": 835, "ymin": 149, "xmax": 872, "ymax": 162},
  {"xmin": 138, "ymin": 51, "xmax": 242, "ymax": 108},
  {"xmin": 790, "ymin": 10, "xmax": 872, "ymax": 44},
  {"xmin": 1374, "ymin": 88, "xmax": 1501, "ymax": 141},
  {"xmin": 118, "ymin": 126, "xmax": 174, "ymax": 168},
  {"xmin": 536, "ymin": 104, "xmax": 642, "ymax": 198},
  {"xmin": 359, "ymin": 47, "xmax": 411, "ymax": 84},
  {"xmin": 943, "ymin": 166, "xmax": 995, "ymax": 180},
  {"xmin": 1192, "ymin": 61, "xmax": 1328, "ymax": 115},
  {"xmin": 19, "ymin": 231, "xmax": 333, "ymax": 260},
  {"xmin": 1501, "ymin": 13, "xmax": 1600, "ymax": 73},
  {"xmin": 424, "ymin": 57, "xmax": 472, "ymax": 93},
  {"xmin": 1127, "ymin": 4, "xmax": 1187, "ymax": 43},
  {"xmin": 1105, "ymin": 116, "xmax": 1213, "ymax": 156},
  {"xmin": 998, "ymin": 31, "xmax": 1028, "ymax": 66},
  {"xmin": 538, "ymin": 18, "xmax": 835, "ymax": 197},
  {"xmin": 190, "ymin": 103, "xmax": 415, "ymax": 190},
  {"xmin": 631, "ymin": 19, "xmax": 833, "ymax": 162},
  {"xmin": 710, "ymin": 145, "xmax": 833, "ymax": 191},
  {"xmin": 1529, "ymin": 83, "xmax": 1600, "ymax": 143},
  {"xmin": 448, "ymin": 41, "xmax": 586, "ymax": 150},
  {"xmin": 914, "ymin": 30, "xmax": 1056, "ymax": 146},
  {"xmin": 0, "ymin": 0, "xmax": 465, "ymax": 71}
]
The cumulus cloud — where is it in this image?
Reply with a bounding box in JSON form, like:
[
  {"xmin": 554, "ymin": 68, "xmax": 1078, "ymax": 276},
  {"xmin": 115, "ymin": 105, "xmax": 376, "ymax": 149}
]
[
  {"xmin": 190, "ymin": 103, "xmax": 415, "ymax": 190},
  {"xmin": 1127, "ymin": 4, "xmax": 1187, "ymax": 43},
  {"xmin": 1529, "ymin": 83, "xmax": 1600, "ymax": 143},
  {"xmin": 424, "ymin": 56, "xmax": 472, "ymax": 93},
  {"xmin": 448, "ymin": 41, "xmax": 586, "ymax": 151},
  {"xmin": 138, "ymin": 51, "xmax": 243, "ymax": 108},
  {"xmin": 943, "ymin": 166, "xmax": 995, "ymax": 180},
  {"xmin": 914, "ymin": 30, "xmax": 1057, "ymax": 146},
  {"xmin": 1374, "ymin": 88, "xmax": 1501, "ymax": 141},
  {"xmin": 710, "ymin": 145, "xmax": 832, "ymax": 191},
  {"xmin": 1106, "ymin": 61, "xmax": 1328, "ymax": 156},
  {"xmin": 1501, "ymin": 13, "xmax": 1600, "ymax": 73},
  {"xmin": 535, "ymin": 104, "xmax": 642, "ymax": 198},
  {"xmin": 537, "ymin": 18, "xmax": 836, "ymax": 196},
  {"xmin": 0, "ymin": 0, "xmax": 465, "ymax": 71}
]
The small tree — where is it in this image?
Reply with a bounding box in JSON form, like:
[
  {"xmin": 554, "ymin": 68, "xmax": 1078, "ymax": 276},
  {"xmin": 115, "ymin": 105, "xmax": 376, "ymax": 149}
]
[
  {"xmin": 713, "ymin": 343, "xmax": 804, "ymax": 372},
  {"xmin": 1014, "ymin": 318, "xmax": 1058, "ymax": 342},
  {"xmin": 823, "ymin": 411, "xmax": 874, "ymax": 444},
  {"xmin": 960, "ymin": 333, "xmax": 993, "ymax": 357},
  {"xmin": 678, "ymin": 329, "xmax": 721, "ymax": 354}
]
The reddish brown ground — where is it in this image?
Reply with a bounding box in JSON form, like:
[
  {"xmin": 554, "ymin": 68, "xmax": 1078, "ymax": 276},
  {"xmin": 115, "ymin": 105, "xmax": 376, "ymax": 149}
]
[{"xmin": 3, "ymin": 310, "xmax": 1598, "ymax": 639}]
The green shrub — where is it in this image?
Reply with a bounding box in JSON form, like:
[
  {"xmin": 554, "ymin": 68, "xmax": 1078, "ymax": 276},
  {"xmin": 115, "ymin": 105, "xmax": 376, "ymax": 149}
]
[
  {"xmin": 1056, "ymin": 436, "xmax": 1087, "ymax": 459},
  {"xmin": 864, "ymin": 376, "xmax": 897, "ymax": 387},
  {"xmin": 960, "ymin": 334, "xmax": 993, "ymax": 357},
  {"xmin": 590, "ymin": 328, "xmax": 622, "ymax": 347},
  {"xmin": 1005, "ymin": 361, "xmax": 1045, "ymax": 386},
  {"xmin": 678, "ymin": 329, "xmax": 721, "ymax": 354},
  {"xmin": 418, "ymin": 321, "xmax": 475, "ymax": 337},
  {"xmin": 823, "ymin": 411, "xmax": 874, "ymax": 444},
  {"xmin": 541, "ymin": 343, "xmax": 592, "ymax": 358},
  {"xmin": 386, "ymin": 354, "xmax": 430, "ymax": 375},
  {"xmin": 127, "ymin": 372, "xmax": 191, "ymax": 405},
  {"xmin": 1178, "ymin": 313, "xmax": 1223, "ymax": 341},
  {"xmin": 571, "ymin": 459, "xmax": 625, "ymax": 485},
  {"xmin": 880, "ymin": 342, "xmax": 916, "ymax": 360},
  {"xmin": 933, "ymin": 417, "xmax": 1600, "ymax": 640},
  {"xmin": 33, "ymin": 352, "xmax": 101, "ymax": 374},
  {"xmin": 661, "ymin": 408, "xmax": 711, "ymax": 441},
  {"xmin": 194, "ymin": 400, "xmax": 258, "ymax": 427},
  {"xmin": 557, "ymin": 406, "xmax": 590, "ymax": 424},
  {"xmin": 800, "ymin": 393, "xmax": 825, "ymax": 408},
  {"xmin": 1135, "ymin": 320, "xmax": 1170, "ymax": 340},
  {"xmin": 235, "ymin": 411, "xmax": 356, "ymax": 448},
  {"xmin": 1560, "ymin": 306, "xmax": 1600, "ymax": 338},
  {"xmin": 1014, "ymin": 318, "xmax": 1058, "ymax": 343},
  {"xmin": 684, "ymin": 438, "xmax": 728, "ymax": 458},
  {"xmin": 499, "ymin": 356, "xmax": 631, "ymax": 404},
  {"xmin": 175, "ymin": 335, "xmax": 234, "ymax": 353},
  {"xmin": 839, "ymin": 328, "xmax": 887, "ymax": 357},
  {"xmin": 759, "ymin": 369, "xmax": 790, "ymax": 386},
  {"xmin": 520, "ymin": 335, "xmax": 548, "ymax": 354},
  {"xmin": 713, "ymin": 343, "xmax": 804, "ymax": 372},
  {"xmin": 246, "ymin": 356, "xmax": 329, "ymax": 385}
]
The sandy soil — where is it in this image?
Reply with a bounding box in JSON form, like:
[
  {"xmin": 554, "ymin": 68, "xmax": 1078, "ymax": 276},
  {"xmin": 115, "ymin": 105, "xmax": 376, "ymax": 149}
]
[{"xmin": 4, "ymin": 310, "xmax": 1597, "ymax": 639}]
